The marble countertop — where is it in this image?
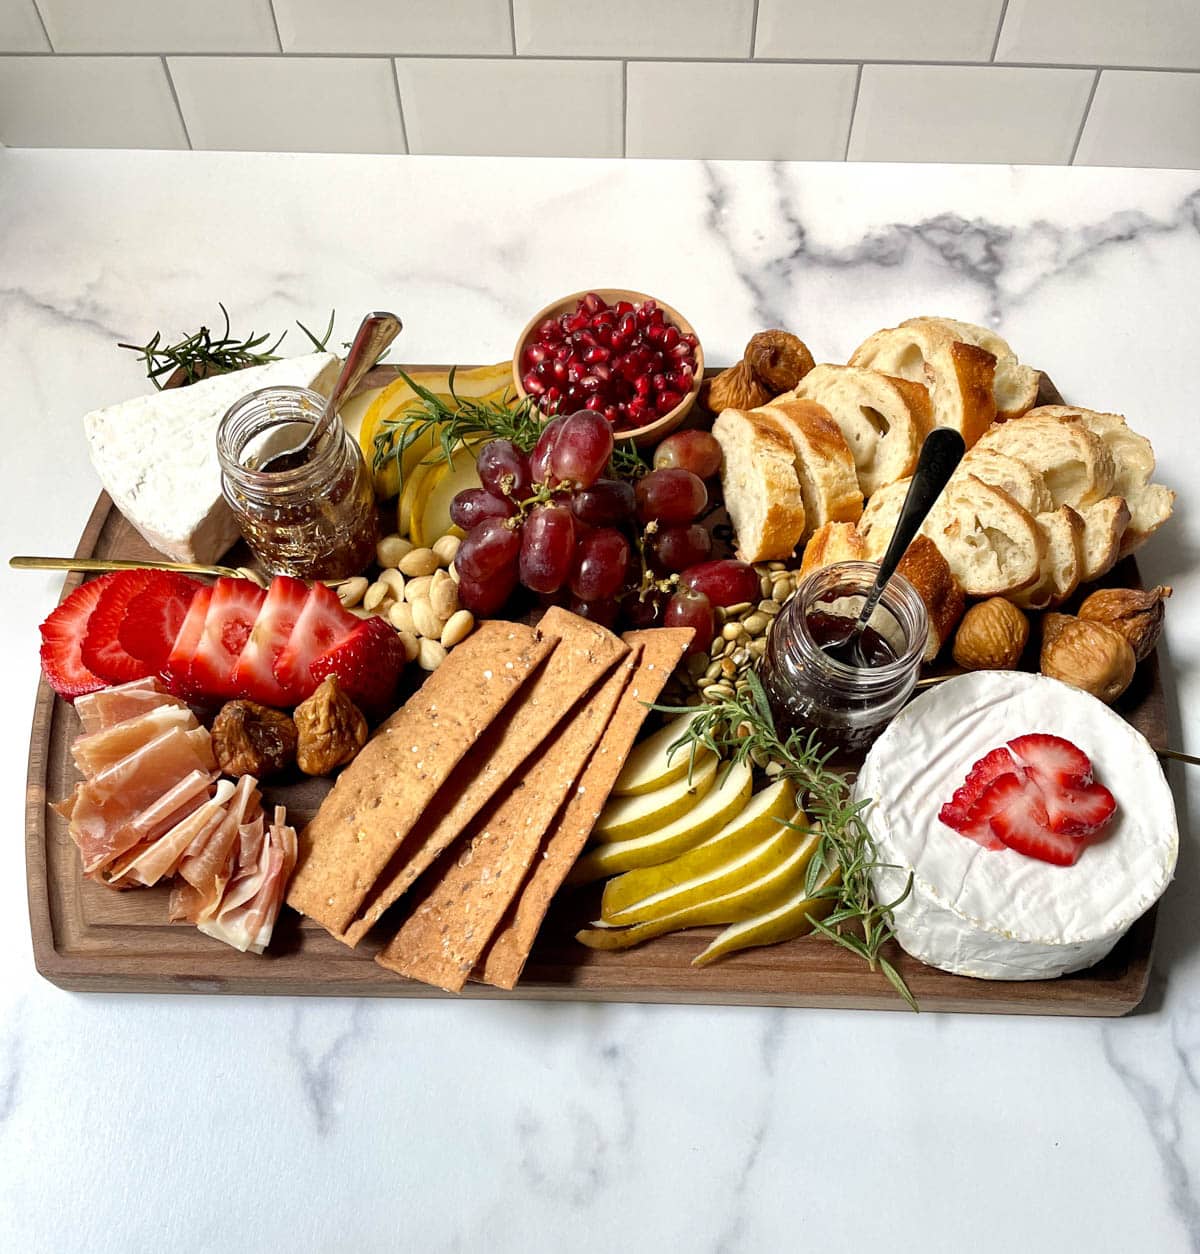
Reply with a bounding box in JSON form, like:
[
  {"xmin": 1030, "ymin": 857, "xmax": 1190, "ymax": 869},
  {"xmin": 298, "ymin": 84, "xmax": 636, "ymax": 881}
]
[{"xmin": 0, "ymin": 150, "xmax": 1197, "ymax": 1253}]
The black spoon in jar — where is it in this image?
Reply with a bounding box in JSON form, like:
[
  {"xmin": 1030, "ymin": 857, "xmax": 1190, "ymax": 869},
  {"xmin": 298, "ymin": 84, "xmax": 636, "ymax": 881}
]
[{"xmin": 826, "ymin": 426, "xmax": 966, "ymax": 668}]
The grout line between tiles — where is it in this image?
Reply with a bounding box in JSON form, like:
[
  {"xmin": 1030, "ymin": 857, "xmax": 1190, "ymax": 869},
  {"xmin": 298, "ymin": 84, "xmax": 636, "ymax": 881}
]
[
  {"xmin": 621, "ymin": 60, "xmax": 628, "ymax": 157},
  {"xmin": 1068, "ymin": 68, "xmax": 1102, "ymax": 164},
  {"xmin": 989, "ymin": 0, "xmax": 1011, "ymax": 62},
  {"xmin": 508, "ymin": 0, "xmax": 517, "ymax": 55},
  {"xmin": 391, "ymin": 60, "xmax": 411, "ymax": 155},
  {"xmin": 749, "ymin": 0, "xmax": 760, "ymax": 57},
  {"xmin": 266, "ymin": 0, "xmax": 284, "ymax": 53},
  {"xmin": 160, "ymin": 56, "xmax": 193, "ymax": 151},
  {"xmin": 29, "ymin": 0, "xmax": 53, "ymax": 51},
  {"xmin": 842, "ymin": 63, "xmax": 863, "ymax": 161}
]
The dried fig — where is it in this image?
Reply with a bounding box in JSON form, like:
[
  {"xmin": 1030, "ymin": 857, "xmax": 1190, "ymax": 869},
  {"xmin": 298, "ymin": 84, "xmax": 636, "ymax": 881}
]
[
  {"xmin": 700, "ymin": 359, "xmax": 771, "ymax": 413},
  {"xmin": 1078, "ymin": 584, "xmax": 1171, "ymax": 662},
  {"xmin": 1040, "ymin": 618, "xmax": 1135, "ymax": 704},
  {"xmin": 744, "ymin": 330, "xmax": 815, "ymax": 393},
  {"xmin": 211, "ymin": 701, "xmax": 298, "ymax": 778},
  {"xmin": 293, "ymin": 675, "xmax": 368, "ymax": 776},
  {"xmin": 952, "ymin": 598, "xmax": 1029, "ymax": 671}
]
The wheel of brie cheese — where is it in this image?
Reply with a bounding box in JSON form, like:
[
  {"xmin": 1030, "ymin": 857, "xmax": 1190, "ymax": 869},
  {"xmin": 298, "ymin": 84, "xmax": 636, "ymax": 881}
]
[{"xmin": 856, "ymin": 671, "xmax": 1178, "ymax": 980}]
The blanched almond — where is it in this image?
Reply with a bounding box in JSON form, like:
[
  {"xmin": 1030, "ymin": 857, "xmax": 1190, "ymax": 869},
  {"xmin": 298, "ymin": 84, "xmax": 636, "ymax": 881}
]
[
  {"xmin": 376, "ymin": 534, "xmax": 412, "ymax": 568},
  {"xmin": 418, "ymin": 638, "xmax": 447, "ymax": 671},
  {"xmin": 432, "ymin": 534, "xmax": 461, "ymax": 566},
  {"xmin": 336, "ymin": 576, "xmax": 368, "ymax": 608},
  {"xmin": 440, "ymin": 609, "xmax": 474, "ymax": 648},
  {"xmin": 399, "ymin": 547, "xmax": 439, "ymax": 577},
  {"xmin": 363, "ymin": 581, "xmax": 390, "ymax": 612},
  {"xmin": 396, "ymin": 630, "xmax": 420, "ymax": 663},
  {"xmin": 404, "ymin": 574, "xmax": 433, "ymax": 603},
  {"xmin": 412, "ymin": 599, "xmax": 445, "ymax": 640},
  {"xmin": 430, "ymin": 578, "xmax": 459, "ymax": 620},
  {"xmin": 388, "ymin": 601, "xmax": 416, "ymax": 634},
  {"xmin": 378, "ymin": 568, "xmax": 406, "ymax": 598}
]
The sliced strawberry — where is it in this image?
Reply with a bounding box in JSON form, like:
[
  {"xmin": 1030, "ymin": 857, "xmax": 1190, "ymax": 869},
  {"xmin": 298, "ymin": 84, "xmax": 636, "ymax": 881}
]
[
  {"xmin": 1007, "ymin": 733, "xmax": 1092, "ymax": 790},
  {"xmin": 79, "ymin": 569, "xmax": 157, "ymax": 684},
  {"xmin": 232, "ymin": 575, "xmax": 310, "ymax": 706},
  {"xmin": 186, "ymin": 577, "xmax": 266, "ymax": 701},
  {"xmin": 1043, "ymin": 780, "xmax": 1117, "ymax": 837},
  {"xmin": 939, "ymin": 745, "xmax": 1020, "ymax": 842},
  {"xmin": 980, "ymin": 772, "xmax": 1083, "ymax": 867},
  {"xmin": 272, "ymin": 582, "xmax": 359, "ymax": 703},
  {"xmin": 163, "ymin": 585, "xmax": 213, "ymax": 700},
  {"xmin": 38, "ymin": 573, "xmax": 121, "ymax": 700},
  {"xmin": 118, "ymin": 572, "xmax": 205, "ymax": 669},
  {"xmin": 310, "ymin": 616, "xmax": 405, "ymax": 714}
]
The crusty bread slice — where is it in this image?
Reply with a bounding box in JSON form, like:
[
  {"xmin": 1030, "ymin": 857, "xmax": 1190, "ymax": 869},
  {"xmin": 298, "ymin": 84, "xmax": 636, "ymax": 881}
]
[
  {"xmin": 848, "ymin": 321, "xmax": 996, "ymax": 448},
  {"xmin": 895, "ymin": 534, "xmax": 966, "ymax": 662},
  {"xmin": 958, "ymin": 448, "xmax": 1052, "ymax": 515},
  {"xmin": 972, "ymin": 411, "xmax": 1115, "ymax": 509},
  {"xmin": 1010, "ymin": 506, "xmax": 1085, "ymax": 610},
  {"xmin": 755, "ymin": 399, "xmax": 863, "ymax": 540},
  {"xmin": 784, "ymin": 364, "xmax": 933, "ymax": 496},
  {"xmin": 1034, "ymin": 405, "xmax": 1174, "ymax": 557},
  {"xmin": 712, "ymin": 408, "xmax": 807, "ymax": 562},
  {"xmin": 799, "ymin": 520, "xmax": 868, "ymax": 580},
  {"xmin": 909, "ymin": 317, "xmax": 1039, "ymax": 420},
  {"xmin": 1077, "ymin": 496, "xmax": 1131, "ymax": 581}
]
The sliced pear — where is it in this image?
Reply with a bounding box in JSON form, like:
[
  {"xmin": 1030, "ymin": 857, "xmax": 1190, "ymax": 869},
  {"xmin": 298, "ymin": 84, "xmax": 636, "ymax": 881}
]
[
  {"xmin": 592, "ymin": 753, "xmax": 717, "ymax": 844},
  {"xmin": 412, "ymin": 443, "xmax": 483, "ymax": 547},
  {"xmin": 611, "ymin": 710, "xmax": 711, "ymax": 797},
  {"xmin": 693, "ymin": 866, "xmax": 841, "ymax": 966},
  {"xmin": 601, "ymin": 778, "xmax": 797, "ymax": 921},
  {"xmin": 576, "ymin": 828, "xmax": 823, "ymax": 952},
  {"xmin": 397, "ymin": 456, "xmax": 438, "ymax": 539},
  {"xmin": 569, "ymin": 761, "xmax": 753, "ymax": 883}
]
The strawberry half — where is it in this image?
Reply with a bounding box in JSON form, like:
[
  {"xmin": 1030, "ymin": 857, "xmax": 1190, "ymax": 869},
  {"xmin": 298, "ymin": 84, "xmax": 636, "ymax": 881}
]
[
  {"xmin": 38, "ymin": 573, "xmax": 121, "ymax": 699},
  {"xmin": 117, "ymin": 572, "xmax": 205, "ymax": 670},
  {"xmin": 310, "ymin": 616, "xmax": 405, "ymax": 714},
  {"xmin": 232, "ymin": 575, "xmax": 309, "ymax": 707},
  {"xmin": 163, "ymin": 585, "xmax": 212, "ymax": 700},
  {"xmin": 978, "ymin": 772, "xmax": 1083, "ymax": 867},
  {"xmin": 938, "ymin": 746, "xmax": 1018, "ymax": 850},
  {"xmin": 187, "ymin": 577, "xmax": 266, "ymax": 701},
  {"xmin": 272, "ymin": 582, "xmax": 359, "ymax": 703},
  {"xmin": 79, "ymin": 569, "xmax": 157, "ymax": 684},
  {"xmin": 1042, "ymin": 781, "xmax": 1117, "ymax": 837},
  {"xmin": 1007, "ymin": 733, "xmax": 1092, "ymax": 790}
]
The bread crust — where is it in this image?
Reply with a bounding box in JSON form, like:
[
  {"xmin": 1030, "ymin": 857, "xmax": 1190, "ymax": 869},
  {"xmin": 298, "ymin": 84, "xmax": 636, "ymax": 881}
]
[
  {"xmin": 799, "ymin": 521, "xmax": 868, "ymax": 579},
  {"xmin": 895, "ymin": 535, "xmax": 966, "ymax": 662},
  {"xmin": 907, "ymin": 316, "xmax": 1039, "ymax": 420}
]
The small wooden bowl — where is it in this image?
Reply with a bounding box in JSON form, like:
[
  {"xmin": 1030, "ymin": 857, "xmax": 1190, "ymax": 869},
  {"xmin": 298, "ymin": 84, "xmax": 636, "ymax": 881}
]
[{"xmin": 512, "ymin": 288, "xmax": 705, "ymax": 447}]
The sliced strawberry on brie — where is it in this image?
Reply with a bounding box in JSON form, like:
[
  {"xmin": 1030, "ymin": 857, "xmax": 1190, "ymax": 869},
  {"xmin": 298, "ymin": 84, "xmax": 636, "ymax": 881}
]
[
  {"xmin": 271, "ymin": 581, "xmax": 359, "ymax": 704},
  {"xmin": 976, "ymin": 772, "xmax": 1084, "ymax": 867},
  {"xmin": 937, "ymin": 745, "xmax": 1018, "ymax": 850},
  {"xmin": 232, "ymin": 575, "xmax": 309, "ymax": 707},
  {"xmin": 1007, "ymin": 733, "xmax": 1092, "ymax": 789},
  {"xmin": 1042, "ymin": 781, "xmax": 1117, "ymax": 837}
]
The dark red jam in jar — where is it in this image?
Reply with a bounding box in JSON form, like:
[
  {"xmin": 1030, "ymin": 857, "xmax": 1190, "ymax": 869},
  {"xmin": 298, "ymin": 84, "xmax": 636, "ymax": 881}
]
[{"xmin": 761, "ymin": 561, "xmax": 927, "ymax": 755}]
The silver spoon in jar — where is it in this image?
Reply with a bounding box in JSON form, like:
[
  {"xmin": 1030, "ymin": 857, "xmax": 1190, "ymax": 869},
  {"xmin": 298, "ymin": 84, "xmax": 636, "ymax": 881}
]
[
  {"xmin": 256, "ymin": 310, "xmax": 402, "ymax": 474},
  {"xmin": 827, "ymin": 427, "xmax": 966, "ymax": 668}
]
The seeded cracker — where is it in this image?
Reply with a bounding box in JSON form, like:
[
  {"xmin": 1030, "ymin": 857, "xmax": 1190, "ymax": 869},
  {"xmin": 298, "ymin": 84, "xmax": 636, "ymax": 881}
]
[
  {"xmin": 286, "ymin": 621, "xmax": 557, "ymax": 933},
  {"xmin": 375, "ymin": 644, "xmax": 636, "ymax": 991},
  {"xmin": 476, "ymin": 627, "xmax": 693, "ymax": 989},
  {"xmin": 336, "ymin": 608, "xmax": 629, "ymax": 946}
]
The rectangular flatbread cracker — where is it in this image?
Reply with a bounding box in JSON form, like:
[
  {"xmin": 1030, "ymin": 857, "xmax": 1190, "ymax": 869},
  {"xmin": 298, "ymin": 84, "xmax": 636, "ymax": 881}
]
[
  {"xmin": 286, "ymin": 620, "xmax": 557, "ymax": 933},
  {"xmin": 336, "ymin": 608, "xmax": 628, "ymax": 946},
  {"xmin": 375, "ymin": 645, "xmax": 636, "ymax": 991},
  {"xmin": 476, "ymin": 627, "xmax": 692, "ymax": 989}
]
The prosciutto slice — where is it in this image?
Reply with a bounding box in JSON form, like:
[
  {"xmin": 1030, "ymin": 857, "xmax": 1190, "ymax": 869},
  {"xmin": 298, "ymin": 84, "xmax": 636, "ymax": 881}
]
[
  {"xmin": 75, "ymin": 677, "xmax": 185, "ymax": 733},
  {"xmin": 108, "ymin": 779, "xmax": 236, "ymax": 888},
  {"xmin": 71, "ymin": 704, "xmax": 194, "ymax": 776}
]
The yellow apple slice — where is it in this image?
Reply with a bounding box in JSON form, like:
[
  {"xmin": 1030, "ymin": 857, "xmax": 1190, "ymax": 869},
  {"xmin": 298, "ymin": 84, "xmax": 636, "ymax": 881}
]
[
  {"xmin": 611, "ymin": 710, "xmax": 711, "ymax": 797},
  {"xmin": 593, "ymin": 753, "xmax": 717, "ymax": 843}
]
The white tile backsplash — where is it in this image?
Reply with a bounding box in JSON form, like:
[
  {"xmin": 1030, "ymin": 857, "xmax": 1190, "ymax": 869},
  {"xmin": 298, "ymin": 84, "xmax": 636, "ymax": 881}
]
[
  {"xmin": 627, "ymin": 61, "xmax": 858, "ymax": 160},
  {"xmin": 1074, "ymin": 70, "xmax": 1200, "ymax": 168},
  {"xmin": 0, "ymin": 55, "xmax": 187, "ymax": 147},
  {"xmin": 273, "ymin": 0, "xmax": 512, "ymax": 56},
  {"xmin": 38, "ymin": 0, "xmax": 280, "ymax": 54},
  {"xmin": 848, "ymin": 64, "xmax": 1095, "ymax": 164},
  {"xmin": 0, "ymin": 0, "xmax": 48, "ymax": 51},
  {"xmin": 996, "ymin": 0, "xmax": 1200, "ymax": 70},
  {"xmin": 755, "ymin": 0, "xmax": 1005, "ymax": 63},
  {"xmin": 514, "ymin": 0, "xmax": 754, "ymax": 58},
  {"xmin": 168, "ymin": 57, "xmax": 406, "ymax": 153},
  {"xmin": 395, "ymin": 58, "xmax": 622, "ymax": 157}
]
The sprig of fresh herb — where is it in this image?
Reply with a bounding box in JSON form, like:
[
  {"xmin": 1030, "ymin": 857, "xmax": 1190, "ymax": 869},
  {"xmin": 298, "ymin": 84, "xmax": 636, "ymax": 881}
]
[
  {"xmin": 119, "ymin": 305, "xmax": 337, "ymax": 389},
  {"xmin": 655, "ymin": 671, "xmax": 918, "ymax": 1010}
]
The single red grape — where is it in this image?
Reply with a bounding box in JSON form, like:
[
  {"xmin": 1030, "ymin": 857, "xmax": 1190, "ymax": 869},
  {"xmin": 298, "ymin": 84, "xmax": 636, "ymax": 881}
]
[
  {"xmin": 571, "ymin": 478, "xmax": 636, "ymax": 528},
  {"xmin": 477, "ymin": 440, "xmax": 532, "ymax": 501},
  {"xmin": 548, "ymin": 411, "xmax": 615, "ymax": 489},
  {"xmin": 664, "ymin": 588, "xmax": 715, "ymax": 655},
  {"xmin": 652, "ymin": 429, "xmax": 723, "ymax": 479},
  {"xmin": 519, "ymin": 504, "xmax": 576, "ymax": 594},
  {"xmin": 623, "ymin": 591, "xmax": 665, "ymax": 628},
  {"xmin": 530, "ymin": 415, "xmax": 569, "ymax": 484},
  {"xmin": 635, "ymin": 467, "xmax": 708, "ymax": 525},
  {"xmin": 679, "ymin": 559, "xmax": 761, "ymax": 607},
  {"xmin": 570, "ymin": 527, "xmax": 630, "ymax": 601},
  {"xmin": 457, "ymin": 565, "xmax": 518, "ymax": 617},
  {"xmin": 455, "ymin": 517, "xmax": 522, "ymax": 583},
  {"xmin": 450, "ymin": 487, "xmax": 516, "ymax": 532},
  {"xmin": 649, "ymin": 523, "xmax": 712, "ymax": 573},
  {"xmin": 569, "ymin": 597, "xmax": 620, "ymax": 629}
]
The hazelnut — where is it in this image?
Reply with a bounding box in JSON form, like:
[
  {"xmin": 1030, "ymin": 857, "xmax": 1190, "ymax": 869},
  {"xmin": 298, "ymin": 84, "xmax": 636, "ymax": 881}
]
[
  {"xmin": 952, "ymin": 598, "xmax": 1029, "ymax": 671},
  {"xmin": 1078, "ymin": 584, "xmax": 1171, "ymax": 663},
  {"xmin": 293, "ymin": 675, "xmax": 368, "ymax": 776},
  {"xmin": 211, "ymin": 701, "xmax": 297, "ymax": 778},
  {"xmin": 1040, "ymin": 617, "xmax": 1135, "ymax": 704}
]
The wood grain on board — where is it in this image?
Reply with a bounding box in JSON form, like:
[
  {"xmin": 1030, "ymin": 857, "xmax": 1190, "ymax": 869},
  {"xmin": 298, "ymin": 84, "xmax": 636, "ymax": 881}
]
[{"xmin": 24, "ymin": 371, "xmax": 1166, "ymax": 1013}]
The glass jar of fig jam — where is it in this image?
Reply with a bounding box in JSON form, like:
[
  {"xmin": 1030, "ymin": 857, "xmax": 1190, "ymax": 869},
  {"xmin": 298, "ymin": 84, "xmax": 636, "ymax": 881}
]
[
  {"xmin": 217, "ymin": 386, "xmax": 377, "ymax": 580},
  {"xmin": 761, "ymin": 561, "xmax": 927, "ymax": 755}
]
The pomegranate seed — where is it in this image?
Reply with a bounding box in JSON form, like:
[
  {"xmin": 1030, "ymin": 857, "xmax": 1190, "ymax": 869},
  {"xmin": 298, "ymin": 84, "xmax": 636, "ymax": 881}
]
[
  {"xmin": 657, "ymin": 389, "xmax": 683, "ymax": 413},
  {"xmin": 668, "ymin": 367, "xmax": 692, "ymax": 390},
  {"xmin": 591, "ymin": 362, "xmax": 612, "ymax": 383},
  {"xmin": 634, "ymin": 375, "xmax": 652, "ymax": 397},
  {"xmin": 614, "ymin": 300, "xmax": 634, "ymax": 317},
  {"xmin": 662, "ymin": 326, "xmax": 680, "ymax": 349},
  {"xmin": 583, "ymin": 344, "xmax": 610, "ymax": 364},
  {"xmin": 582, "ymin": 292, "xmax": 605, "ymax": 314},
  {"xmin": 603, "ymin": 405, "xmax": 619, "ymax": 422},
  {"xmin": 567, "ymin": 360, "xmax": 586, "ymax": 384},
  {"xmin": 651, "ymin": 372, "xmax": 667, "ymax": 393},
  {"xmin": 523, "ymin": 371, "xmax": 546, "ymax": 396},
  {"xmin": 537, "ymin": 318, "xmax": 563, "ymax": 341},
  {"xmin": 585, "ymin": 394, "xmax": 605, "ymax": 411},
  {"xmin": 546, "ymin": 385, "xmax": 562, "ymax": 405}
]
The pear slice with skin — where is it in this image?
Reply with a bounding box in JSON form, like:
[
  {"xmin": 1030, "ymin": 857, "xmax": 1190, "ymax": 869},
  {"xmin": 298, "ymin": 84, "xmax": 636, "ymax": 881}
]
[
  {"xmin": 611, "ymin": 710, "xmax": 711, "ymax": 797},
  {"xmin": 592, "ymin": 753, "xmax": 717, "ymax": 843},
  {"xmin": 568, "ymin": 760, "xmax": 753, "ymax": 883},
  {"xmin": 576, "ymin": 827, "xmax": 822, "ymax": 951},
  {"xmin": 692, "ymin": 866, "xmax": 841, "ymax": 966},
  {"xmin": 601, "ymin": 778, "xmax": 797, "ymax": 922}
]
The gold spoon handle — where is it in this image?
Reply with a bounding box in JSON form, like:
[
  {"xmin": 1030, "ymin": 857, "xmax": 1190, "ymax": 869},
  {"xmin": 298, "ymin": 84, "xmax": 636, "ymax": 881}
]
[{"xmin": 10, "ymin": 555, "xmax": 240, "ymax": 579}]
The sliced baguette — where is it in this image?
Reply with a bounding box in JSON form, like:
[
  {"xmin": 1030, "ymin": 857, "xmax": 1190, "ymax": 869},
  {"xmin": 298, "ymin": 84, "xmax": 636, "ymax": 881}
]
[
  {"xmin": 910, "ymin": 317, "xmax": 1039, "ymax": 420},
  {"xmin": 1077, "ymin": 496, "xmax": 1131, "ymax": 581},
  {"xmin": 799, "ymin": 521, "xmax": 868, "ymax": 580},
  {"xmin": 712, "ymin": 408, "xmax": 807, "ymax": 562},
  {"xmin": 895, "ymin": 534, "xmax": 966, "ymax": 662},
  {"xmin": 784, "ymin": 364, "xmax": 933, "ymax": 496},
  {"xmin": 848, "ymin": 320, "xmax": 996, "ymax": 448},
  {"xmin": 958, "ymin": 448, "xmax": 1052, "ymax": 515},
  {"xmin": 972, "ymin": 411, "xmax": 1115, "ymax": 509},
  {"xmin": 1010, "ymin": 506, "xmax": 1085, "ymax": 610},
  {"xmin": 754, "ymin": 399, "xmax": 863, "ymax": 540}
]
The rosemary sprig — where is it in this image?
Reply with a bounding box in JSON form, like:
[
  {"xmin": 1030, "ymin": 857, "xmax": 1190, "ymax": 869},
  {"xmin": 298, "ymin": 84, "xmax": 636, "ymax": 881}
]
[{"xmin": 655, "ymin": 671, "xmax": 918, "ymax": 1010}]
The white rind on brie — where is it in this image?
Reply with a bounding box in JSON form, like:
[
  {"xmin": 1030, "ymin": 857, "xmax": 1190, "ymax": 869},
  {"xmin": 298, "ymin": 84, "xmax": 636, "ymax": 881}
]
[
  {"xmin": 84, "ymin": 352, "xmax": 340, "ymax": 564},
  {"xmin": 856, "ymin": 671, "xmax": 1177, "ymax": 981}
]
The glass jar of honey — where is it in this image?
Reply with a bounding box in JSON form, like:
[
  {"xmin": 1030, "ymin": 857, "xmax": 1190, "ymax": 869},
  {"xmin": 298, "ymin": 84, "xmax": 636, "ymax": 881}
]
[
  {"xmin": 761, "ymin": 561, "xmax": 927, "ymax": 755},
  {"xmin": 217, "ymin": 386, "xmax": 377, "ymax": 580}
]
